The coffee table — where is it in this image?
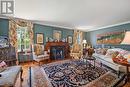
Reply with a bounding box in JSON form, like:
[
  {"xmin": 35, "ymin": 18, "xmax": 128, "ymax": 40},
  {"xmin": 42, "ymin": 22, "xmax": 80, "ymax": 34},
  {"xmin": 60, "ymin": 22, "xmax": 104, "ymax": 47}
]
[
  {"xmin": 112, "ymin": 57, "xmax": 130, "ymax": 84},
  {"xmin": 83, "ymin": 56, "xmax": 96, "ymax": 68}
]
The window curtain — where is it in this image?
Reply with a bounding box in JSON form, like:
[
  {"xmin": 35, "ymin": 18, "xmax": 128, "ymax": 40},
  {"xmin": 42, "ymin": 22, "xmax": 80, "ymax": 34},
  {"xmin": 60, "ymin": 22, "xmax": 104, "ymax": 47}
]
[
  {"xmin": 71, "ymin": 30, "xmax": 83, "ymax": 58},
  {"xmin": 9, "ymin": 18, "xmax": 33, "ymax": 64},
  {"xmin": 9, "ymin": 19, "xmax": 33, "ymax": 48}
]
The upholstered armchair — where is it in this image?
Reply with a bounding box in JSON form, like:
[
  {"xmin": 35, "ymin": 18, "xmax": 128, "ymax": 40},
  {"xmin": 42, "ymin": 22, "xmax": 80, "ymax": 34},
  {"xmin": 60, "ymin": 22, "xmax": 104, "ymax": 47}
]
[
  {"xmin": 70, "ymin": 43, "xmax": 83, "ymax": 59},
  {"xmin": 32, "ymin": 44, "xmax": 49, "ymax": 65}
]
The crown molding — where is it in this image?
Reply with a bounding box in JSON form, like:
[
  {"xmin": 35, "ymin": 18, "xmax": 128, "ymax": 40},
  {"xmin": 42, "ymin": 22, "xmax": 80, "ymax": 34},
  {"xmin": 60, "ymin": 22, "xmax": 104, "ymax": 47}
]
[
  {"xmin": 86, "ymin": 21, "xmax": 130, "ymax": 32},
  {"xmin": 33, "ymin": 21, "xmax": 74, "ymax": 30},
  {"xmin": 1, "ymin": 15, "xmax": 130, "ymax": 32}
]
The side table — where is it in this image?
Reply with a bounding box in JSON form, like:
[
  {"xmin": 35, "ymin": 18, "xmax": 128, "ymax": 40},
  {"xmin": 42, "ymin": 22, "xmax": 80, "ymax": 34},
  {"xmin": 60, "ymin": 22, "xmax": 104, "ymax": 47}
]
[
  {"xmin": 83, "ymin": 56, "xmax": 96, "ymax": 68},
  {"xmin": 112, "ymin": 58, "xmax": 130, "ymax": 84}
]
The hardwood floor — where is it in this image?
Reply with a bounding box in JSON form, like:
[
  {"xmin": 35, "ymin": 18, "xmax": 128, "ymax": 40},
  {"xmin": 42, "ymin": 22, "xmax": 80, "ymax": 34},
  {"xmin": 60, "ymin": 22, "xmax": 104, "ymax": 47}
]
[{"xmin": 20, "ymin": 61, "xmax": 130, "ymax": 87}]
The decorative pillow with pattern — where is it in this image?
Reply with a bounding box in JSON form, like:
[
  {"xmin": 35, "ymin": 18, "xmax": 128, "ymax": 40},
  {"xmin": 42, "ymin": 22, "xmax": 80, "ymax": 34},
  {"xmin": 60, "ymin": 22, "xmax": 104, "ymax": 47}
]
[
  {"xmin": 0, "ymin": 61, "xmax": 7, "ymax": 73},
  {"xmin": 112, "ymin": 51, "xmax": 119, "ymax": 58},
  {"xmin": 34, "ymin": 44, "xmax": 44, "ymax": 55},
  {"xmin": 111, "ymin": 48, "xmax": 128, "ymax": 55},
  {"xmin": 105, "ymin": 50, "xmax": 114, "ymax": 57},
  {"xmin": 101, "ymin": 48, "xmax": 108, "ymax": 55},
  {"xmin": 105, "ymin": 49, "xmax": 119, "ymax": 58},
  {"xmin": 119, "ymin": 50, "xmax": 129, "ymax": 56},
  {"xmin": 123, "ymin": 52, "xmax": 130, "ymax": 59},
  {"xmin": 116, "ymin": 54, "xmax": 124, "ymax": 59},
  {"xmin": 95, "ymin": 48, "xmax": 102, "ymax": 54}
]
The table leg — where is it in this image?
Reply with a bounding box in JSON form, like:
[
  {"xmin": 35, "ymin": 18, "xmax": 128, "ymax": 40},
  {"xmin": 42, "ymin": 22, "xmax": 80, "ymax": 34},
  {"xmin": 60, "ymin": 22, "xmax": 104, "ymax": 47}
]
[
  {"xmin": 126, "ymin": 66, "xmax": 129, "ymax": 81},
  {"xmin": 94, "ymin": 60, "xmax": 95, "ymax": 68},
  {"xmin": 86, "ymin": 59, "xmax": 87, "ymax": 67},
  {"xmin": 124, "ymin": 66, "xmax": 129, "ymax": 85}
]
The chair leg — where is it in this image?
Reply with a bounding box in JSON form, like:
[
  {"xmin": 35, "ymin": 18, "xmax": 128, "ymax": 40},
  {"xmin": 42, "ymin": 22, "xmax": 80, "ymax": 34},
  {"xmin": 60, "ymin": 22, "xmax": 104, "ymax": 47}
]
[
  {"xmin": 118, "ymin": 71, "xmax": 121, "ymax": 78},
  {"xmin": 33, "ymin": 60, "xmax": 35, "ymax": 64},
  {"xmin": 48, "ymin": 59, "xmax": 50, "ymax": 62},
  {"xmin": 38, "ymin": 62, "xmax": 40, "ymax": 66},
  {"xmin": 21, "ymin": 68, "xmax": 23, "ymax": 82}
]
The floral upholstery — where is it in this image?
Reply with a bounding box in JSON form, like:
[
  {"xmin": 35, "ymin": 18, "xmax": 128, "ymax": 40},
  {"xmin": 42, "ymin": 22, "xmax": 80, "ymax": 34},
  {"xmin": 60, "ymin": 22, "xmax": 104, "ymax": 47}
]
[
  {"xmin": 34, "ymin": 44, "xmax": 44, "ymax": 55},
  {"xmin": 32, "ymin": 44, "xmax": 49, "ymax": 65},
  {"xmin": 0, "ymin": 61, "xmax": 7, "ymax": 73}
]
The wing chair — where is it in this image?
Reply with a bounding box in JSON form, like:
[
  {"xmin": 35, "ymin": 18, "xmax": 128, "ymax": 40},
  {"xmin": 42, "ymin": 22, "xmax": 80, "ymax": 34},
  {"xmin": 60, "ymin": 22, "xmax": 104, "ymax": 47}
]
[{"xmin": 70, "ymin": 43, "xmax": 83, "ymax": 59}]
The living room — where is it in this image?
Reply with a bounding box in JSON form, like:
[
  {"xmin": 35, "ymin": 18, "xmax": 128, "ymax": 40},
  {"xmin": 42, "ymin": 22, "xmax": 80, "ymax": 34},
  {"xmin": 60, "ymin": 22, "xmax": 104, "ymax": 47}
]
[{"xmin": 0, "ymin": 0, "xmax": 130, "ymax": 87}]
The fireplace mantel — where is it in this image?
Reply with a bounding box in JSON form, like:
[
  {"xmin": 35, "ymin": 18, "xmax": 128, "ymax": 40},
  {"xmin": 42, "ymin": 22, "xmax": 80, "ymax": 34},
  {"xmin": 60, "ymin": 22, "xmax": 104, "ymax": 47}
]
[{"xmin": 45, "ymin": 42, "xmax": 70, "ymax": 59}]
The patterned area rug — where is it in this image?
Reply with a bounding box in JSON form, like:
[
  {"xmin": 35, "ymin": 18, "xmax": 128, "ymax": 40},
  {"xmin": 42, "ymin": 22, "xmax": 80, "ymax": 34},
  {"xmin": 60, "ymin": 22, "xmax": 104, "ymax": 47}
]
[{"xmin": 31, "ymin": 59, "xmax": 120, "ymax": 87}]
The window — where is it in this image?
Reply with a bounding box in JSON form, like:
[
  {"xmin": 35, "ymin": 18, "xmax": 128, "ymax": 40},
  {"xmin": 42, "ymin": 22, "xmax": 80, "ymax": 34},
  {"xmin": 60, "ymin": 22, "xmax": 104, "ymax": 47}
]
[
  {"xmin": 77, "ymin": 33, "xmax": 81, "ymax": 44},
  {"xmin": 17, "ymin": 26, "xmax": 30, "ymax": 52}
]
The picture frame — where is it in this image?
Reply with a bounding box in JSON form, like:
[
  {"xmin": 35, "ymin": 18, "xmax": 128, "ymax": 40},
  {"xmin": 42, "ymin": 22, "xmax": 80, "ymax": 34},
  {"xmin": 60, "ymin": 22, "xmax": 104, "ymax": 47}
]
[
  {"xmin": 36, "ymin": 33, "xmax": 44, "ymax": 44},
  {"xmin": 67, "ymin": 36, "xmax": 73, "ymax": 44},
  {"xmin": 53, "ymin": 30, "xmax": 62, "ymax": 41}
]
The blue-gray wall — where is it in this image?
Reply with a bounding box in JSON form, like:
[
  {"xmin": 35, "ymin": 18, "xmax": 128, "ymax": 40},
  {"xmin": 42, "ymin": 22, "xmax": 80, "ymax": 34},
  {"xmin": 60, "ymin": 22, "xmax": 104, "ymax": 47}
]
[
  {"xmin": 86, "ymin": 23, "xmax": 130, "ymax": 51},
  {"xmin": 0, "ymin": 19, "xmax": 9, "ymax": 36},
  {"xmin": 0, "ymin": 18, "xmax": 74, "ymax": 45},
  {"xmin": 33, "ymin": 24, "xmax": 74, "ymax": 45},
  {"xmin": 0, "ymin": 18, "xmax": 75, "ymax": 62}
]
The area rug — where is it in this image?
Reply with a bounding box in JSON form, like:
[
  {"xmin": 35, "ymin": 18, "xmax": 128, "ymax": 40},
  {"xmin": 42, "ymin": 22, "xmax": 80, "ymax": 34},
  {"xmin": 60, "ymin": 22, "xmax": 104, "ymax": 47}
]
[{"xmin": 30, "ymin": 59, "xmax": 121, "ymax": 87}]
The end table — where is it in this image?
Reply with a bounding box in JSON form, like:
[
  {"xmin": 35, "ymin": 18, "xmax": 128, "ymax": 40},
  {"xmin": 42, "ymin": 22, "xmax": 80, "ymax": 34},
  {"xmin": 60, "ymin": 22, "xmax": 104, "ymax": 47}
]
[{"xmin": 112, "ymin": 57, "xmax": 130, "ymax": 84}]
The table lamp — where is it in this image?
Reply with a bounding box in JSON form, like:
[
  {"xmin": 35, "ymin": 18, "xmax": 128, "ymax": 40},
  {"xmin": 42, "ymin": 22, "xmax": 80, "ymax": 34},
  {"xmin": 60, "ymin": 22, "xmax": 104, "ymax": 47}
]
[
  {"xmin": 82, "ymin": 40, "xmax": 87, "ymax": 48},
  {"xmin": 121, "ymin": 31, "xmax": 130, "ymax": 62},
  {"xmin": 121, "ymin": 31, "xmax": 130, "ymax": 44}
]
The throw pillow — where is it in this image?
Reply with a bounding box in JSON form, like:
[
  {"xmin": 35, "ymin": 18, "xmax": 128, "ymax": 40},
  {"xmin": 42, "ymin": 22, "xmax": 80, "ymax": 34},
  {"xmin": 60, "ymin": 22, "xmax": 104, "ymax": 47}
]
[
  {"xmin": 34, "ymin": 44, "xmax": 44, "ymax": 55},
  {"xmin": 0, "ymin": 61, "xmax": 7, "ymax": 73},
  {"xmin": 101, "ymin": 48, "xmax": 108, "ymax": 55},
  {"xmin": 95, "ymin": 48, "xmax": 102, "ymax": 54},
  {"xmin": 119, "ymin": 50, "xmax": 129, "ymax": 56},
  {"xmin": 106, "ymin": 50, "xmax": 119, "ymax": 58},
  {"xmin": 112, "ymin": 51, "xmax": 119, "ymax": 58},
  {"xmin": 105, "ymin": 50, "xmax": 114, "ymax": 57},
  {"xmin": 116, "ymin": 54, "xmax": 124, "ymax": 59},
  {"xmin": 123, "ymin": 52, "xmax": 130, "ymax": 59}
]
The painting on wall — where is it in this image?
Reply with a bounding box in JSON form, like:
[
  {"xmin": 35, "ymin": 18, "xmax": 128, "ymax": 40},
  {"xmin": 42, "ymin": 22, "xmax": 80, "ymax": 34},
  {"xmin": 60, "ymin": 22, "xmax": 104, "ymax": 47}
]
[
  {"xmin": 36, "ymin": 33, "xmax": 44, "ymax": 44},
  {"xmin": 67, "ymin": 36, "xmax": 73, "ymax": 44},
  {"xmin": 53, "ymin": 30, "xmax": 62, "ymax": 41},
  {"xmin": 97, "ymin": 31, "xmax": 125, "ymax": 44}
]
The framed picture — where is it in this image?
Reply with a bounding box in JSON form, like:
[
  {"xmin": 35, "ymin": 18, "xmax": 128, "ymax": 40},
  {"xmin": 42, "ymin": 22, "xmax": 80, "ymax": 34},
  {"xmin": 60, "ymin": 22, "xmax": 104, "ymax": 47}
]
[
  {"xmin": 67, "ymin": 36, "xmax": 73, "ymax": 44},
  {"xmin": 53, "ymin": 30, "xmax": 62, "ymax": 41},
  {"xmin": 36, "ymin": 33, "xmax": 44, "ymax": 44}
]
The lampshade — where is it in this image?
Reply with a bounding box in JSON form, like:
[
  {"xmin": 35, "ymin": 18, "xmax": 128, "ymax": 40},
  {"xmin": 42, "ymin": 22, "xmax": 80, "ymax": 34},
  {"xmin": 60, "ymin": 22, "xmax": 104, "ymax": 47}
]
[
  {"xmin": 121, "ymin": 31, "xmax": 130, "ymax": 44},
  {"xmin": 82, "ymin": 40, "xmax": 87, "ymax": 44}
]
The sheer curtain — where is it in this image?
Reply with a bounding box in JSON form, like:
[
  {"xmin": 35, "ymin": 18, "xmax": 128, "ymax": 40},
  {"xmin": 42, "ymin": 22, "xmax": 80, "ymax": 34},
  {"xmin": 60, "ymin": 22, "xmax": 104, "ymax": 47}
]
[{"xmin": 9, "ymin": 18, "xmax": 33, "ymax": 64}]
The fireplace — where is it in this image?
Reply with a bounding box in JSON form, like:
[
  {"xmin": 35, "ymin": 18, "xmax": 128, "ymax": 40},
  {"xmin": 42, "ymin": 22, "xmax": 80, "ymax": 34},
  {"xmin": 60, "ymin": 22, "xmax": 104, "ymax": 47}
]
[
  {"xmin": 50, "ymin": 46, "xmax": 65, "ymax": 60},
  {"xmin": 45, "ymin": 42, "xmax": 70, "ymax": 59}
]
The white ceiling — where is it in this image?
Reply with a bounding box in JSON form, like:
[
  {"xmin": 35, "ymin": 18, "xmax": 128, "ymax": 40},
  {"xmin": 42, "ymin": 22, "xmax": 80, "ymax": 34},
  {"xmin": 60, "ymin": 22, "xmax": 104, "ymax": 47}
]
[{"xmin": 2, "ymin": 0, "xmax": 130, "ymax": 31}]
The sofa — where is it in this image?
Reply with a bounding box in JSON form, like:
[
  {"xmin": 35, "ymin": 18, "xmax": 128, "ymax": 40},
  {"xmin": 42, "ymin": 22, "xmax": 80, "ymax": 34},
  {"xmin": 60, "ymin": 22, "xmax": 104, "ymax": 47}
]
[
  {"xmin": 93, "ymin": 48, "xmax": 130, "ymax": 73},
  {"xmin": 0, "ymin": 66, "xmax": 22, "ymax": 87}
]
